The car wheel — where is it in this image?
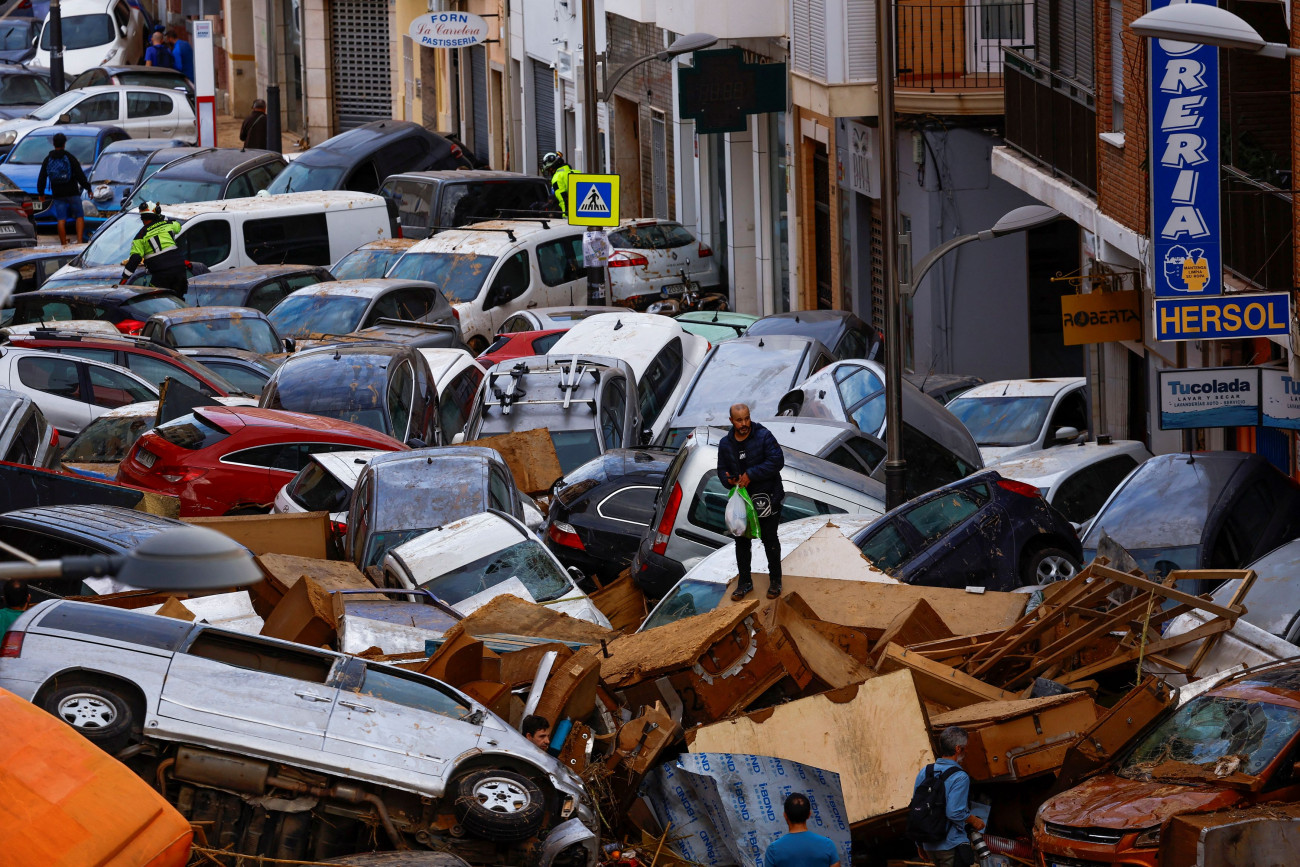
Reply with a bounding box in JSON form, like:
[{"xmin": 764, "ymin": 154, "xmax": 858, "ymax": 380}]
[
  {"xmin": 453, "ymin": 769, "xmax": 546, "ymax": 843},
  {"xmin": 1025, "ymin": 546, "xmax": 1080, "ymax": 585},
  {"xmin": 44, "ymin": 681, "xmax": 136, "ymax": 753},
  {"xmin": 467, "ymin": 335, "xmax": 488, "ymax": 355}
]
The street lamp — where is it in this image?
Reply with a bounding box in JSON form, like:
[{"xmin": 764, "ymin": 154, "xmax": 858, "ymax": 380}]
[
  {"xmin": 0, "ymin": 526, "xmax": 262, "ymax": 592},
  {"xmin": 901, "ymin": 205, "xmax": 1062, "ymax": 298},
  {"xmin": 598, "ymin": 33, "xmax": 719, "ymax": 102},
  {"xmin": 1131, "ymin": 5, "xmax": 1300, "ymax": 57}
]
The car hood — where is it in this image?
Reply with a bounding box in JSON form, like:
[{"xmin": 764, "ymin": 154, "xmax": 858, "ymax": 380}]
[
  {"xmin": 1038, "ymin": 774, "xmax": 1243, "ymax": 830},
  {"xmin": 978, "ymin": 443, "xmax": 1037, "ymax": 464},
  {"xmin": 1, "ymin": 160, "xmax": 43, "ymax": 193},
  {"xmin": 0, "ymin": 104, "xmax": 37, "ymax": 121}
]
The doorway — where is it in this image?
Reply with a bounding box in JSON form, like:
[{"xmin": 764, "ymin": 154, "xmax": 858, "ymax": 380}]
[{"xmin": 614, "ymin": 96, "xmax": 642, "ymax": 217}]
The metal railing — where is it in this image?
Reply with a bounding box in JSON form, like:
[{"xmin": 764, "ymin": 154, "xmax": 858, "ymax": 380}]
[
  {"xmin": 1223, "ymin": 166, "xmax": 1294, "ymax": 293},
  {"xmin": 896, "ymin": 0, "xmax": 1034, "ymax": 89},
  {"xmin": 1002, "ymin": 49, "xmax": 1096, "ymax": 194}
]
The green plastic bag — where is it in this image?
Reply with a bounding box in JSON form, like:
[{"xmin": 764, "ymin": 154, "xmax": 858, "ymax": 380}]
[{"xmin": 725, "ymin": 486, "xmax": 761, "ymax": 538}]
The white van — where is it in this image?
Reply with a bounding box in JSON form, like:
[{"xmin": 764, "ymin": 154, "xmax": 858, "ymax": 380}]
[
  {"xmin": 55, "ymin": 192, "xmax": 394, "ymax": 279},
  {"xmin": 34, "ymin": 0, "xmax": 145, "ymax": 76}
]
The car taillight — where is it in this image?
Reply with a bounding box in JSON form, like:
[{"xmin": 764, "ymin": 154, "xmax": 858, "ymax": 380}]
[
  {"xmin": 608, "ymin": 252, "xmax": 649, "ymax": 268},
  {"xmin": 20, "ymin": 201, "xmax": 33, "ymax": 217},
  {"xmin": 452, "ymin": 307, "xmax": 460, "ymax": 321},
  {"xmin": 697, "ymin": 243, "xmax": 713, "ymax": 258},
  {"xmin": 48, "ymin": 427, "xmax": 58, "ymax": 450},
  {"xmin": 329, "ymin": 520, "xmax": 347, "ymax": 536},
  {"xmin": 159, "ymin": 467, "xmax": 208, "ymax": 483},
  {"xmin": 0, "ymin": 206, "xmax": 24, "ymax": 220},
  {"xmin": 1, "ymin": 631, "xmax": 23, "ymax": 658},
  {"xmin": 997, "ymin": 478, "xmax": 1044, "ymax": 499},
  {"xmin": 547, "ymin": 521, "xmax": 585, "ymax": 550},
  {"xmin": 651, "ymin": 483, "xmax": 683, "ymax": 556},
  {"xmin": 116, "ymin": 319, "xmax": 145, "ymax": 335}
]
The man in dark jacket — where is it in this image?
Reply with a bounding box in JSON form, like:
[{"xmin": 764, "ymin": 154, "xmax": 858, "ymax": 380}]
[
  {"xmin": 36, "ymin": 132, "xmax": 92, "ymax": 244},
  {"xmin": 240, "ymin": 99, "xmax": 268, "ymax": 150},
  {"xmin": 717, "ymin": 403, "xmax": 785, "ymax": 600}
]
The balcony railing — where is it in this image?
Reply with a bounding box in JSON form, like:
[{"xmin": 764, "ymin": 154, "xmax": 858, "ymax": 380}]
[
  {"xmin": 1223, "ymin": 167, "xmax": 1293, "ymax": 292},
  {"xmin": 1002, "ymin": 49, "xmax": 1096, "ymax": 194},
  {"xmin": 896, "ymin": 0, "xmax": 1033, "ymax": 89}
]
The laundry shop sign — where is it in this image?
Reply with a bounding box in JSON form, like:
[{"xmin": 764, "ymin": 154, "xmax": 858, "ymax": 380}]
[{"xmin": 410, "ymin": 12, "xmax": 489, "ymax": 48}]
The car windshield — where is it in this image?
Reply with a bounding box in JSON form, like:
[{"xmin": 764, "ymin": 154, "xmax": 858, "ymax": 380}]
[
  {"xmin": 550, "ymin": 430, "xmax": 602, "ymax": 474},
  {"xmin": 26, "ymin": 88, "xmax": 83, "ymax": 121},
  {"xmin": 675, "ymin": 343, "xmax": 809, "ymax": 426},
  {"xmin": 0, "ymin": 74, "xmax": 53, "ymax": 107},
  {"xmin": 387, "ymin": 252, "xmax": 495, "ymax": 303},
  {"xmin": 202, "ymin": 360, "xmax": 269, "ymax": 395},
  {"xmin": 189, "ymin": 285, "xmax": 246, "ymax": 307},
  {"xmin": 153, "ymin": 411, "xmax": 230, "ymax": 450},
  {"xmin": 167, "ymin": 318, "xmax": 281, "ymax": 355},
  {"xmin": 266, "ymin": 358, "xmax": 393, "ymax": 435},
  {"xmin": 264, "ymin": 160, "xmax": 344, "ymax": 194},
  {"xmin": 40, "ymin": 14, "xmax": 114, "ymax": 50},
  {"xmin": 374, "ymin": 465, "xmax": 487, "ymax": 531},
  {"xmin": 9, "ymin": 134, "xmax": 96, "ymax": 166},
  {"xmin": 118, "ymin": 72, "xmax": 187, "ymax": 91},
  {"xmin": 419, "ymin": 539, "xmax": 571, "ymax": 605},
  {"xmin": 642, "ymin": 579, "xmax": 728, "ymax": 631},
  {"xmin": 82, "ymin": 213, "xmax": 151, "ymax": 266},
  {"xmin": 61, "ymin": 413, "xmax": 151, "ymax": 463},
  {"xmin": 1081, "ymin": 545, "xmax": 1201, "ymax": 580},
  {"xmin": 947, "ymin": 396, "xmax": 1053, "ymax": 447},
  {"xmin": 122, "ymin": 294, "xmax": 187, "ymax": 319},
  {"xmin": 1211, "ymin": 543, "xmax": 1300, "ymax": 637},
  {"xmin": 91, "ymin": 150, "xmax": 149, "ymax": 184},
  {"xmin": 0, "ymin": 22, "xmax": 35, "ymax": 51},
  {"xmin": 130, "ymin": 177, "xmax": 223, "ymax": 205},
  {"xmin": 1120, "ymin": 695, "xmax": 1300, "ymax": 780},
  {"xmin": 331, "ymin": 249, "xmax": 404, "ymax": 280},
  {"xmin": 287, "ymin": 462, "xmax": 350, "ymax": 512},
  {"xmin": 267, "ymin": 293, "xmax": 370, "ymax": 338},
  {"xmin": 1081, "ymin": 458, "xmax": 1236, "ymax": 551}
]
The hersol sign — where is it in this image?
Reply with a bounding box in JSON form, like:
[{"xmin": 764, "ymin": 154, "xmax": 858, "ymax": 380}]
[{"xmin": 409, "ymin": 12, "xmax": 489, "ymax": 49}]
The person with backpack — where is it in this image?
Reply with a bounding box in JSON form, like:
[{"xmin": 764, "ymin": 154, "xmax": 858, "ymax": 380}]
[
  {"xmin": 36, "ymin": 132, "xmax": 92, "ymax": 244},
  {"xmin": 908, "ymin": 726, "xmax": 984, "ymax": 866},
  {"xmin": 144, "ymin": 31, "xmax": 175, "ymax": 69}
]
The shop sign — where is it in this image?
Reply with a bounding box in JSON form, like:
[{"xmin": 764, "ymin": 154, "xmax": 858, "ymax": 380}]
[
  {"xmin": 1154, "ymin": 292, "xmax": 1290, "ymax": 342},
  {"xmin": 1158, "ymin": 367, "xmax": 1259, "ymax": 430},
  {"xmin": 409, "ymin": 12, "xmax": 489, "ymax": 49},
  {"xmin": 846, "ymin": 121, "xmax": 873, "ymax": 196},
  {"xmin": 1149, "ymin": 0, "xmax": 1221, "ymax": 305},
  {"xmin": 1262, "ymin": 369, "xmax": 1300, "ymax": 430},
  {"xmin": 1060, "ymin": 291, "xmax": 1141, "ymax": 345}
]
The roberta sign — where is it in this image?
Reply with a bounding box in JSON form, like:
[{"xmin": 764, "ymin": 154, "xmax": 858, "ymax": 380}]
[{"xmin": 409, "ymin": 12, "xmax": 489, "ymax": 49}]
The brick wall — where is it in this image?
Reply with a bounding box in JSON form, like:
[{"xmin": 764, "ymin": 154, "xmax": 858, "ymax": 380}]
[
  {"xmin": 605, "ymin": 16, "xmax": 676, "ymax": 219},
  {"xmin": 1094, "ymin": 0, "xmax": 1148, "ymax": 237}
]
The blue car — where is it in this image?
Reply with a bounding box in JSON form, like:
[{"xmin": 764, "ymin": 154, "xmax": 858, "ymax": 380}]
[
  {"xmin": 0, "ymin": 124, "xmax": 129, "ymax": 230},
  {"xmin": 83, "ymin": 137, "xmax": 188, "ymax": 230},
  {"xmin": 852, "ymin": 470, "xmax": 1084, "ymax": 591}
]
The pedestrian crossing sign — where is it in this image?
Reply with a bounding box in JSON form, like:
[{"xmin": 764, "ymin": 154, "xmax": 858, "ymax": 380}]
[{"xmin": 567, "ymin": 173, "xmax": 620, "ymax": 227}]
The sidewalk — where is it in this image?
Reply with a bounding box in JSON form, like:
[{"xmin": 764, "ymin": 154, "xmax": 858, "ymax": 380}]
[{"xmin": 214, "ymin": 112, "xmax": 304, "ymax": 153}]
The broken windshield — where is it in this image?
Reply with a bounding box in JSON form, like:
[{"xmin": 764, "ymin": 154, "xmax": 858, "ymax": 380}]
[
  {"xmin": 419, "ymin": 539, "xmax": 570, "ymax": 604},
  {"xmin": 1120, "ymin": 695, "xmax": 1300, "ymax": 780}
]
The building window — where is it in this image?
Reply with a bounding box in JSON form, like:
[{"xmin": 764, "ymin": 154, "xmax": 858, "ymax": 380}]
[{"xmin": 1109, "ymin": 0, "xmax": 1124, "ymax": 133}]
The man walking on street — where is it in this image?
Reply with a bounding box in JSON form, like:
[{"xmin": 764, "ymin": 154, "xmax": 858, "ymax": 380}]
[
  {"xmin": 241, "ymin": 99, "xmax": 269, "ymax": 151},
  {"xmin": 144, "ymin": 31, "xmax": 175, "ymax": 68},
  {"xmin": 911, "ymin": 726, "xmax": 984, "ymax": 866},
  {"xmin": 718, "ymin": 402, "xmax": 785, "ymax": 601},
  {"xmin": 764, "ymin": 793, "xmax": 840, "ymax": 867},
  {"xmin": 37, "ymin": 132, "xmax": 92, "ymax": 244},
  {"xmin": 120, "ymin": 202, "xmax": 187, "ymax": 295}
]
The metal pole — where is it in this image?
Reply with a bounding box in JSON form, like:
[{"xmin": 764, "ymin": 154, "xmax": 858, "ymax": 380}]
[
  {"xmin": 49, "ymin": 0, "xmax": 64, "ymax": 94},
  {"xmin": 580, "ymin": 0, "xmax": 598, "ymax": 172},
  {"xmin": 264, "ymin": 0, "xmax": 282, "ymax": 154},
  {"xmin": 878, "ymin": 0, "xmax": 905, "ymax": 510}
]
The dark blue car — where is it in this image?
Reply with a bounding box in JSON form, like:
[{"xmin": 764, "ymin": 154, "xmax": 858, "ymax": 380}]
[
  {"xmin": 852, "ymin": 470, "xmax": 1083, "ymax": 591},
  {"xmin": 1, "ymin": 124, "xmax": 129, "ymax": 230},
  {"xmin": 83, "ymin": 137, "xmax": 188, "ymax": 230}
]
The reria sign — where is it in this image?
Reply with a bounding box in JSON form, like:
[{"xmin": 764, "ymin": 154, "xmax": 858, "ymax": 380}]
[{"xmin": 1149, "ymin": 0, "xmax": 1220, "ymax": 299}]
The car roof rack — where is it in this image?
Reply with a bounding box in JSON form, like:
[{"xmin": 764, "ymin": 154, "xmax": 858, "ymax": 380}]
[
  {"xmin": 428, "ymin": 225, "xmax": 519, "ymax": 242},
  {"xmin": 484, "ymin": 356, "xmax": 605, "ymax": 415}
]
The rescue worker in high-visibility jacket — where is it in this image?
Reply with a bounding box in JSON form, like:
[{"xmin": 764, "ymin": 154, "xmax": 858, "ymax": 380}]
[
  {"xmin": 120, "ymin": 202, "xmax": 187, "ymax": 296},
  {"xmin": 543, "ymin": 152, "xmax": 572, "ymax": 215}
]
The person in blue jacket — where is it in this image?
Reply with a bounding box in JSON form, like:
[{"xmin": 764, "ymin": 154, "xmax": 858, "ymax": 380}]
[
  {"xmin": 717, "ymin": 402, "xmax": 785, "ymax": 601},
  {"xmin": 167, "ymin": 25, "xmax": 196, "ymax": 82}
]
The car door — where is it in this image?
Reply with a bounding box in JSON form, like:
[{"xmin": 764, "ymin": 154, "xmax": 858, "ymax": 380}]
[
  {"xmin": 68, "ymin": 91, "xmax": 121, "ymax": 126},
  {"xmin": 9, "ymin": 354, "xmax": 91, "ymax": 436},
  {"xmin": 894, "ymin": 484, "xmax": 999, "ymax": 589},
  {"xmin": 480, "ymin": 250, "xmax": 533, "ymax": 334},
  {"xmin": 1050, "ymin": 454, "xmax": 1142, "ymax": 525},
  {"xmin": 84, "ymin": 360, "xmax": 156, "ymax": 409},
  {"xmin": 324, "ymin": 658, "xmax": 479, "ymax": 786},
  {"xmin": 534, "ymin": 235, "xmax": 586, "ymax": 306},
  {"xmin": 157, "ymin": 628, "xmax": 341, "ymax": 749},
  {"xmin": 1045, "ymin": 387, "xmax": 1089, "ymax": 447},
  {"xmin": 125, "ymin": 90, "xmax": 172, "ymax": 137}
]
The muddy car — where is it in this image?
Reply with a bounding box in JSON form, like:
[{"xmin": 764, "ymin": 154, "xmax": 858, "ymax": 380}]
[
  {"xmin": 1034, "ymin": 662, "xmax": 1300, "ymax": 865},
  {"xmin": 0, "ymin": 600, "xmax": 597, "ymax": 865}
]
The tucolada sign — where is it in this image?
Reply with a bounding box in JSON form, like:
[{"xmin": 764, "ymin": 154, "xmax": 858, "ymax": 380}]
[{"xmin": 410, "ymin": 12, "xmax": 489, "ymax": 49}]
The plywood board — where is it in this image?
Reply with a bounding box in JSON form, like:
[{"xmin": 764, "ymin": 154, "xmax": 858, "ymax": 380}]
[
  {"xmin": 462, "ymin": 428, "xmax": 563, "ymax": 494},
  {"xmin": 929, "ymin": 692, "xmax": 1086, "ymax": 728},
  {"xmin": 877, "ymin": 644, "xmax": 1016, "ymax": 708},
  {"xmin": 687, "ymin": 672, "xmax": 934, "ymax": 825},
  {"xmin": 775, "ymin": 522, "xmax": 899, "ymax": 584},
  {"xmin": 188, "ymin": 511, "xmax": 331, "ymax": 559},
  {"xmin": 260, "ymin": 575, "xmax": 336, "ymax": 647},
  {"xmin": 599, "ymin": 601, "xmax": 759, "ymax": 687},
  {"xmin": 774, "ymin": 596, "xmax": 873, "ymax": 688},
  {"xmin": 717, "ymin": 574, "xmax": 1026, "ymax": 637},
  {"xmin": 454, "ymin": 594, "xmax": 614, "ymax": 644},
  {"xmin": 589, "ymin": 573, "xmax": 649, "ymax": 633},
  {"xmin": 872, "ymin": 599, "xmax": 954, "ymax": 661},
  {"xmin": 255, "ymin": 552, "xmax": 375, "ymax": 605}
]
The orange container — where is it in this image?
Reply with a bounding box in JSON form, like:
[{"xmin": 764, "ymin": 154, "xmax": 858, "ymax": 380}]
[{"xmin": 0, "ymin": 688, "xmax": 192, "ymax": 866}]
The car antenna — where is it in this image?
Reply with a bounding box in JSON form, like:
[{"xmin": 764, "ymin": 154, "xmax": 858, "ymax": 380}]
[
  {"xmin": 614, "ymin": 318, "xmax": 623, "ymax": 330},
  {"xmin": 1001, "ymin": 381, "xmax": 1011, "ymax": 395},
  {"xmin": 919, "ymin": 365, "xmax": 936, "ymax": 394}
]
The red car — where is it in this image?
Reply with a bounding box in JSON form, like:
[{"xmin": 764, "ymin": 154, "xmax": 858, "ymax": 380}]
[
  {"xmin": 117, "ymin": 406, "xmax": 405, "ymax": 516},
  {"xmin": 479, "ymin": 329, "xmax": 566, "ymax": 367}
]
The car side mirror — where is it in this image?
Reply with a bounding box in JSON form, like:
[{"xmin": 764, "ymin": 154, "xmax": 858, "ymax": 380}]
[
  {"xmin": 56, "ymin": 113, "xmax": 71, "ymax": 125},
  {"xmin": 281, "ymin": 338, "xmax": 296, "ymax": 353},
  {"xmin": 1053, "ymin": 426, "xmax": 1080, "ymax": 444},
  {"xmin": 405, "ymin": 437, "xmax": 426, "ymax": 448},
  {"xmin": 567, "ymin": 566, "xmax": 586, "ymax": 585},
  {"xmin": 120, "ymin": 186, "xmax": 132, "ymax": 202},
  {"xmin": 640, "ymin": 426, "xmax": 653, "ymax": 445}
]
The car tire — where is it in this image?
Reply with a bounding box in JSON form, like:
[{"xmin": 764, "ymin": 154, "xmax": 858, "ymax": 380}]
[
  {"xmin": 453, "ymin": 769, "xmax": 546, "ymax": 843},
  {"xmin": 1024, "ymin": 546, "xmax": 1081, "ymax": 585},
  {"xmin": 323, "ymin": 854, "xmax": 472, "ymax": 866},
  {"xmin": 44, "ymin": 680, "xmax": 136, "ymax": 753},
  {"xmin": 467, "ymin": 335, "xmax": 488, "ymax": 355}
]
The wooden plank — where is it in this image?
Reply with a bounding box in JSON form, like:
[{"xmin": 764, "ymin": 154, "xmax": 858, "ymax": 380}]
[
  {"xmin": 1059, "ymin": 620, "xmax": 1232, "ymax": 686},
  {"xmin": 462, "ymin": 428, "xmax": 563, "ymax": 494},
  {"xmin": 877, "ymin": 643, "xmax": 1016, "ymax": 708},
  {"xmin": 1088, "ymin": 563, "xmax": 1244, "ymax": 620},
  {"xmin": 871, "ymin": 598, "xmax": 954, "ymax": 662},
  {"xmin": 1184, "ymin": 570, "xmax": 1256, "ymax": 678},
  {"xmin": 598, "ymin": 601, "xmax": 757, "ymax": 687},
  {"xmin": 588, "ymin": 573, "xmax": 648, "ymax": 634},
  {"xmin": 774, "ymin": 596, "xmax": 874, "ymax": 688},
  {"xmin": 1015, "ymin": 593, "xmax": 1159, "ymax": 682},
  {"xmin": 687, "ymin": 673, "xmax": 934, "ymax": 826},
  {"xmin": 188, "ymin": 511, "xmax": 330, "ymax": 559}
]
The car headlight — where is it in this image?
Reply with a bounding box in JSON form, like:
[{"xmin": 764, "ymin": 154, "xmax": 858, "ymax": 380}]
[
  {"xmin": 1134, "ymin": 825, "xmax": 1162, "ymax": 848},
  {"xmin": 0, "ymin": 130, "xmax": 16, "ymax": 146},
  {"xmin": 82, "ymin": 199, "xmax": 99, "ymax": 218}
]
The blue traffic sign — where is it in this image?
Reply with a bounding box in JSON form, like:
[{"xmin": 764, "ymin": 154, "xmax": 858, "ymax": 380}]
[{"xmin": 567, "ymin": 173, "xmax": 620, "ymax": 227}]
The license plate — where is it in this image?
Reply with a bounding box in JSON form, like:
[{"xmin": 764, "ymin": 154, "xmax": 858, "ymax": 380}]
[
  {"xmin": 137, "ymin": 448, "xmax": 157, "ymax": 468},
  {"xmin": 0, "ymin": 225, "xmax": 16, "ymax": 235},
  {"xmin": 660, "ymin": 284, "xmax": 686, "ymax": 296}
]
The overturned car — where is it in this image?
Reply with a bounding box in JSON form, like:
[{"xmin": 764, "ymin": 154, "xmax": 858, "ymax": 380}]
[{"xmin": 0, "ymin": 600, "xmax": 598, "ymax": 866}]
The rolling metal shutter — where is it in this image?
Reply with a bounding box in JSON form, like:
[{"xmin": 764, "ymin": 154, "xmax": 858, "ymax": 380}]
[
  {"xmin": 532, "ymin": 58, "xmax": 555, "ymax": 161},
  {"xmin": 469, "ymin": 46, "xmax": 489, "ymax": 160},
  {"xmin": 329, "ymin": 0, "xmax": 392, "ymax": 131}
]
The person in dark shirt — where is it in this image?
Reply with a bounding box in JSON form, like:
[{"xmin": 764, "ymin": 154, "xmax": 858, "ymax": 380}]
[
  {"xmin": 36, "ymin": 132, "xmax": 92, "ymax": 244},
  {"xmin": 717, "ymin": 402, "xmax": 786, "ymax": 600},
  {"xmin": 241, "ymin": 98, "xmax": 268, "ymax": 150},
  {"xmin": 144, "ymin": 31, "xmax": 175, "ymax": 68},
  {"xmin": 765, "ymin": 793, "xmax": 840, "ymax": 867}
]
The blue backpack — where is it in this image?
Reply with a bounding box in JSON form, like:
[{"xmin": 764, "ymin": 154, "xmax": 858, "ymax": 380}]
[{"xmin": 47, "ymin": 152, "xmax": 72, "ymax": 185}]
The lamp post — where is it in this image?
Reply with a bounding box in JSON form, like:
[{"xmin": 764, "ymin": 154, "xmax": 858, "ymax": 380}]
[
  {"xmin": 878, "ymin": 0, "xmax": 905, "ymax": 510},
  {"xmin": 48, "ymin": 0, "xmax": 64, "ymax": 94},
  {"xmin": 1130, "ymin": 5, "xmax": 1300, "ymax": 57},
  {"xmin": 900, "ymin": 206, "xmax": 1062, "ymax": 299},
  {"xmin": 0, "ymin": 526, "xmax": 262, "ymax": 592},
  {"xmin": 264, "ymin": 0, "xmax": 282, "ymax": 155}
]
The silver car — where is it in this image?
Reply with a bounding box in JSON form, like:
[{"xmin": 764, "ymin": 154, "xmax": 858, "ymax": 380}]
[
  {"xmin": 605, "ymin": 219, "xmax": 720, "ymax": 306},
  {"xmin": 0, "ymin": 386, "xmax": 58, "ymax": 468},
  {"xmin": 0, "ymin": 599, "xmax": 598, "ymax": 865}
]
